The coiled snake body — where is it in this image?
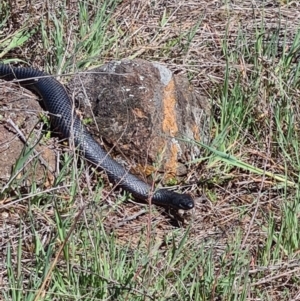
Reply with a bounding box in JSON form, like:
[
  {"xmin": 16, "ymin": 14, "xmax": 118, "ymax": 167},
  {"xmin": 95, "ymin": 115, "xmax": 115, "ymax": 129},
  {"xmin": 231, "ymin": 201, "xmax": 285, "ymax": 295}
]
[{"xmin": 0, "ymin": 65, "xmax": 194, "ymax": 210}]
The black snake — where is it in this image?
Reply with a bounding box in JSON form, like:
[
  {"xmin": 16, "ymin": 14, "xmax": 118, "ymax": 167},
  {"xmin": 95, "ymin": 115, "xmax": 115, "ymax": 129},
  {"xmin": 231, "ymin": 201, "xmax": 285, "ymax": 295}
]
[{"xmin": 0, "ymin": 64, "xmax": 194, "ymax": 210}]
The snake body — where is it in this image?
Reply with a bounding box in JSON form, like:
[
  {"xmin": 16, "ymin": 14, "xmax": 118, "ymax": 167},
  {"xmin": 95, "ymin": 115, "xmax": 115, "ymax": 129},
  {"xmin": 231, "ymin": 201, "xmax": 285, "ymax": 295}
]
[{"xmin": 0, "ymin": 64, "xmax": 194, "ymax": 210}]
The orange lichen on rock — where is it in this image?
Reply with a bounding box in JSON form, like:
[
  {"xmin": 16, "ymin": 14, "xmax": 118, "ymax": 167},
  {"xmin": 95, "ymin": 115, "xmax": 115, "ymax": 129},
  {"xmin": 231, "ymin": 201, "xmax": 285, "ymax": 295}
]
[
  {"xmin": 162, "ymin": 78, "xmax": 178, "ymax": 136},
  {"xmin": 163, "ymin": 142, "xmax": 180, "ymax": 178},
  {"xmin": 192, "ymin": 123, "xmax": 201, "ymax": 141},
  {"xmin": 161, "ymin": 78, "xmax": 180, "ymax": 177}
]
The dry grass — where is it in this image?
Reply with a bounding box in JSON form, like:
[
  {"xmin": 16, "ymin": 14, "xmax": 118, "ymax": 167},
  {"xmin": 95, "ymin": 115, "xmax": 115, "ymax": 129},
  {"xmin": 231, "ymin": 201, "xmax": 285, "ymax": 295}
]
[{"xmin": 1, "ymin": 0, "xmax": 300, "ymax": 300}]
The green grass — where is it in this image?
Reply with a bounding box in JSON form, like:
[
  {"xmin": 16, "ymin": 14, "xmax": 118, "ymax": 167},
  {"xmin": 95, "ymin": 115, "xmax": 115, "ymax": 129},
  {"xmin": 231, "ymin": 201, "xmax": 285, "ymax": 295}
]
[
  {"xmin": 1, "ymin": 0, "xmax": 300, "ymax": 300},
  {"xmin": 40, "ymin": 0, "xmax": 122, "ymax": 73}
]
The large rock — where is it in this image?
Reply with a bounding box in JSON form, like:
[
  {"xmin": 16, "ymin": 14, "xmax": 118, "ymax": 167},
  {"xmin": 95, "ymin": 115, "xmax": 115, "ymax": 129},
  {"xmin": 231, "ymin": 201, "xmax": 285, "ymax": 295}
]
[{"xmin": 68, "ymin": 59, "xmax": 210, "ymax": 182}]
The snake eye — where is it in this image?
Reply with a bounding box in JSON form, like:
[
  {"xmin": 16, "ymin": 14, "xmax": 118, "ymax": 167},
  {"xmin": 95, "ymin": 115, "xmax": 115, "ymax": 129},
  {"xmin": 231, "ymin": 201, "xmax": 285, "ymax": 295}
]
[
  {"xmin": 185, "ymin": 201, "xmax": 194, "ymax": 209},
  {"xmin": 181, "ymin": 199, "xmax": 194, "ymax": 210}
]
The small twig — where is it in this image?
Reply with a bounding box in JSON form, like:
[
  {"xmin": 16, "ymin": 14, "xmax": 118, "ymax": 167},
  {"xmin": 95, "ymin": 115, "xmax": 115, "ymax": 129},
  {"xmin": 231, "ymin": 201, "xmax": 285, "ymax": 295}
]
[
  {"xmin": 240, "ymin": 114, "xmax": 274, "ymax": 250},
  {"xmin": 33, "ymin": 205, "xmax": 85, "ymax": 301},
  {"xmin": 240, "ymin": 265, "xmax": 300, "ymax": 291},
  {"xmin": 7, "ymin": 118, "xmax": 54, "ymax": 173},
  {"xmin": 113, "ymin": 209, "xmax": 148, "ymax": 228},
  {"xmin": 0, "ymin": 185, "xmax": 71, "ymax": 208},
  {"xmin": 73, "ymin": 264, "xmax": 155, "ymax": 300}
]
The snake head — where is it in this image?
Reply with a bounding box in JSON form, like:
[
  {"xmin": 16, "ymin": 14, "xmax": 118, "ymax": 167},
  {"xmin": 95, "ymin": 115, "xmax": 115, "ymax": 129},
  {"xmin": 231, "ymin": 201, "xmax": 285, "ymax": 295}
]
[
  {"xmin": 170, "ymin": 193, "xmax": 194, "ymax": 210},
  {"xmin": 156, "ymin": 190, "xmax": 194, "ymax": 210}
]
